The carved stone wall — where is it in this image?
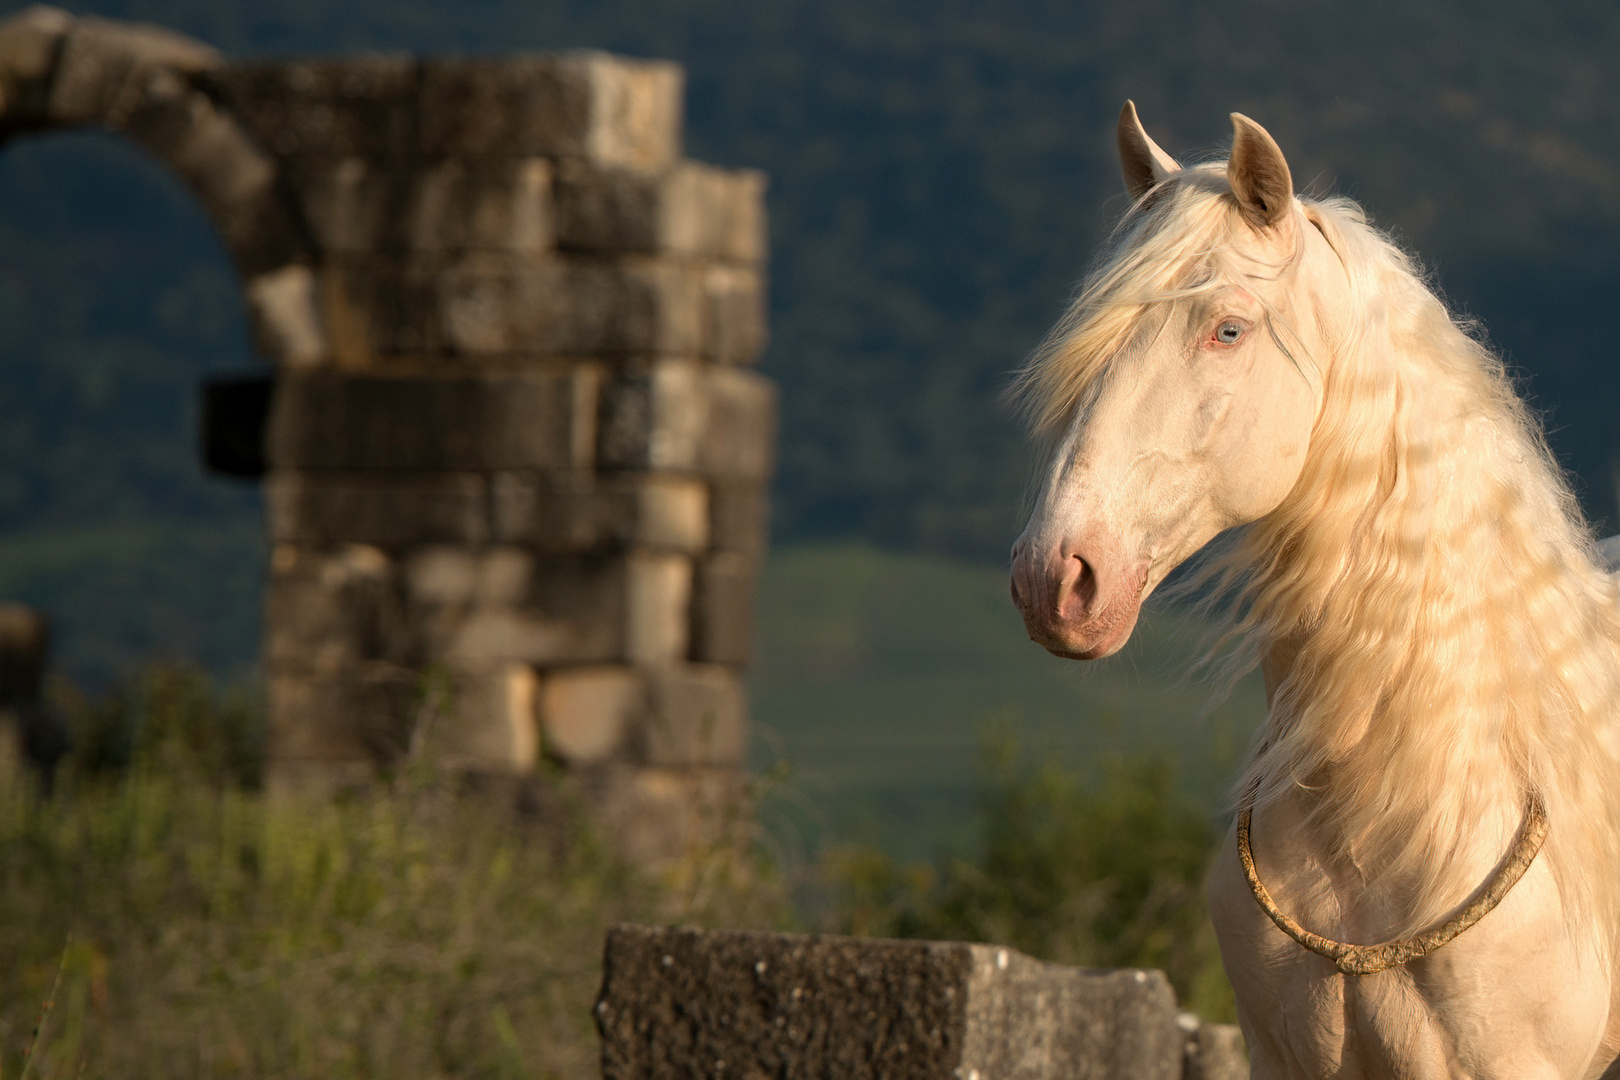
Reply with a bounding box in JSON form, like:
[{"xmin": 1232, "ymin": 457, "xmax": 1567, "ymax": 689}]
[{"xmin": 0, "ymin": 7, "xmax": 773, "ymax": 862}]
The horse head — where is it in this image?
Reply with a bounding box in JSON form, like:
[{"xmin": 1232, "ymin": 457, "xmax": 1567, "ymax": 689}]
[{"xmin": 1010, "ymin": 104, "xmax": 1350, "ymax": 659}]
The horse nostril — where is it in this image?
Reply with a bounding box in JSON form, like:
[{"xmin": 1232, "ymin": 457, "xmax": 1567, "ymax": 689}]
[{"xmin": 1065, "ymin": 554, "xmax": 1099, "ymax": 619}]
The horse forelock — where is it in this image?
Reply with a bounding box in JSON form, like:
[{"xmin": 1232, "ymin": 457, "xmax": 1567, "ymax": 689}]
[{"xmin": 1008, "ymin": 164, "xmax": 1307, "ymax": 441}]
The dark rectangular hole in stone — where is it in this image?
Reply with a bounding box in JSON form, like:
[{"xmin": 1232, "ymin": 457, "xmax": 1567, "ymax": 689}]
[{"xmin": 201, "ymin": 375, "xmax": 272, "ymax": 479}]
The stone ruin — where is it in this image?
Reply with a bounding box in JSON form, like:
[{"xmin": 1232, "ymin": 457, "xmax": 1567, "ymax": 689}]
[
  {"xmin": 0, "ymin": 6, "xmax": 772, "ymax": 862},
  {"xmin": 597, "ymin": 925, "xmax": 1248, "ymax": 1080}
]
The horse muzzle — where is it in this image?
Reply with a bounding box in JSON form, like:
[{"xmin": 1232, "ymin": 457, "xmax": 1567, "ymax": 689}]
[{"xmin": 1009, "ymin": 539, "xmax": 1147, "ymax": 660}]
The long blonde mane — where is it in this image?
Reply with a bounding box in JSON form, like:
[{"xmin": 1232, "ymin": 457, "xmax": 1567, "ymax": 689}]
[{"xmin": 1016, "ymin": 167, "xmax": 1620, "ymax": 938}]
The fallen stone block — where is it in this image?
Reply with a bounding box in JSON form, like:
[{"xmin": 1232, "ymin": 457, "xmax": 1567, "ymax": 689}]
[
  {"xmin": 1181, "ymin": 1014, "xmax": 1248, "ymax": 1080},
  {"xmin": 268, "ymin": 369, "xmax": 598, "ymax": 471},
  {"xmin": 266, "ymin": 471, "xmax": 492, "ymax": 547},
  {"xmin": 417, "ymin": 52, "xmax": 682, "ymax": 170},
  {"xmin": 597, "ymin": 925, "xmax": 1187, "ymax": 1080}
]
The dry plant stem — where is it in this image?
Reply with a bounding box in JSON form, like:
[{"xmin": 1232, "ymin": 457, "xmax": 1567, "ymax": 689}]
[{"xmin": 19, "ymin": 940, "xmax": 68, "ymax": 1080}]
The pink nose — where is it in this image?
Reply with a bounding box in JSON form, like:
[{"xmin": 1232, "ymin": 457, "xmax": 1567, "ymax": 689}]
[{"xmin": 1009, "ymin": 537, "xmax": 1144, "ymax": 660}]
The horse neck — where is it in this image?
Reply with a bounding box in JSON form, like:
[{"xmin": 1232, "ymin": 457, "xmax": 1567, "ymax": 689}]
[{"xmin": 1246, "ymin": 298, "xmax": 1620, "ymax": 928}]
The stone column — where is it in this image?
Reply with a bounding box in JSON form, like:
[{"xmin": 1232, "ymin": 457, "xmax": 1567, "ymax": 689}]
[{"xmin": 209, "ymin": 53, "xmax": 772, "ymax": 864}]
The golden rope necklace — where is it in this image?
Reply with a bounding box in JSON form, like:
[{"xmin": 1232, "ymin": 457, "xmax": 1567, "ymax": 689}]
[{"xmin": 1236, "ymin": 791, "xmax": 1549, "ymax": 976}]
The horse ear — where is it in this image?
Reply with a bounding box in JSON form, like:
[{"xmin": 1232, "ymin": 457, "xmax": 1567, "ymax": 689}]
[
  {"xmin": 1228, "ymin": 113, "xmax": 1294, "ymax": 229},
  {"xmin": 1117, "ymin": 100, "xmax": 1181, "ymax": 200}
]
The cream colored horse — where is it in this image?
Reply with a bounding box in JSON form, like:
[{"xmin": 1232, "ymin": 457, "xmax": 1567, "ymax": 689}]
[{"xmin": 1010, "ymin": 104, "xmax": 1620, "ymax": 1078}]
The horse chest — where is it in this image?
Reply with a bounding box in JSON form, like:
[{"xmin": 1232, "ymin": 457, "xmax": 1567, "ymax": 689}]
[{"xmin": 1209, "ymin": 829, "xmax": 1613, "ymax": 1079}]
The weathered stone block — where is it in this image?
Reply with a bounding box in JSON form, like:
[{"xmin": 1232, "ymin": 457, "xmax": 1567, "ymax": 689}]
[
  {"xmin": 404, "ymin": 546, "xmax": 532, "ymax": 608},
  {"xmin": 0, "ymin": 7, "xmax": 73, "ymax": 120},
  {"xmin": 638, "ymin": 663, "xmax": 746, "ymax": 766},
  {"xmin": 590, "ymin": 766, "xmax": 746, "ymax": 867},
  {"xmin": 537, "ymin": 664, "xmax": 639, "ymax": 765},
  {"xmin": 266, "ymin": 471, "xmax": 491, "ymax": 546},
  {"xmin": 281, "ymin": 155, "xmax": 400, "ymax": 255},
  {"xmin": 597, "ymin": 925, "xmax": 1185, "ymax": 1080},
  {"xmin": 128, "ymin": 96, "xmax": 305, "ymax": 275},
  {"xmin": 0, "ymin": 7, "xmax": 69, "ymax": 77},
  {"xmin": 434, "ymin": 663, "xmax": 539, "ymax": 772},
  {"xmin": 701, "ymin": 366, "xmax": 777, "ymax": 480},
  {"xmin": 314, "ymin": 253, "xmax": 708, "ymax": 360},
  {"xmin": 408, "ymin": 552, "xmax": 631, "ymax": 666},
  {"xmin": 1182, "ymin": 1017, "xmax": 1248, "ymax": 1080},
  {"xmin": 709, "ymin": 479, "xmax": 770, "ymax": 556},
  {"xmin": 417, "ymin": 52, "xmax": 681, "ymax": 169},
  {"xmin": 0, "ymin": 602, "xmax": 47, "ymax": 706},
  {"xmin": 410, "ymin": 156, "xmax": 553, "ymax": 254},
  {"xmin": 491, "ymin": 471, "xmax": 708, "ymax": 552},
  {"xmin": 625, "ymin": 552, "xmax": 691, "ymax": 664},
  {"xmin": 702, "ymin": 263, "xmax": 767, "ymax": 365},
  {"xmin": 246, "ymin": 264, "xmax": 328, "ymax": 368},
  {"xmin": 287, "ymin": 155, "xmax": 556, "ymax": 257},
  {"xmin": 268, "ymin": 370, "xmax": 598, "ymax": 471},
  {"xmin": 264, "ymin": 542, "xmax": 400, "ymax": 674},
  {"xmin": 46, "ymin": 14, "xmax": 221, "ymax": 126},
  {"xmin": 434, "ymin": 254, "xmax": 704, "ymax": 357},
  {"xmin": 211, "ymin": 56, "xmax": 418, "ymax": 158},
  {"xmin": 555, "ymin": 160, "xmax": 765, "ymax": 262},
  {"xmin": 266, "ymin": 664, "xmax": 417, "ymax": 767},
  {"xmin": 689, "ymin": 552, "xmax": 756, "ymax": 666},
  {"xmin": 598, "ymin": 363, "xmax": 775, "ymax": 478},
  {"xmin": 598, "ymin": 359, "xmax": 706, "ymax": 472}
]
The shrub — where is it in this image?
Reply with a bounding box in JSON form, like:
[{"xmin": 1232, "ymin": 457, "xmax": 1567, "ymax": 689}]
[{"xmin": 820, "ymin": 731, "xmax": 1236, "ymax": 1020}]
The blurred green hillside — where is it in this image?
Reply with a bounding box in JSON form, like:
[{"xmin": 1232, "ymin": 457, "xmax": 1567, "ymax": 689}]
[
  {"xmin": 2, "ymin": 0, "xmax": 1619, "ymax": 684},
  {"xmin": 750, "ymin": 545, "xmax": 1264, "ymax": 860}
]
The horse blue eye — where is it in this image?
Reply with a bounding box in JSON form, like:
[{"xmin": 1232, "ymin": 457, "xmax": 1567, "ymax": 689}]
[{"xmin": 1216, "ymin": 321, "xmax": 1244, "ymax": 344}]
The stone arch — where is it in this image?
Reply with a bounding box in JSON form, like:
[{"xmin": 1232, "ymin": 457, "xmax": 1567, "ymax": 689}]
[
  {"xmin": 0, "ymin": 7, "xmax": 777, "ymax": 866},
  {"xmin": 0, "ymin": 5, "xmax": 322, "ymax": 367}
]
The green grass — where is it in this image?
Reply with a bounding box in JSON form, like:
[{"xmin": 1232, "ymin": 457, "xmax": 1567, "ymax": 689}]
[
  {"xmin": 750, "ymin": 544, "xmax": 1266, "ymax": 860},
  {"xmin": 0, "ymin": 669, "xmax": 787, "ymax": 1080}
]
